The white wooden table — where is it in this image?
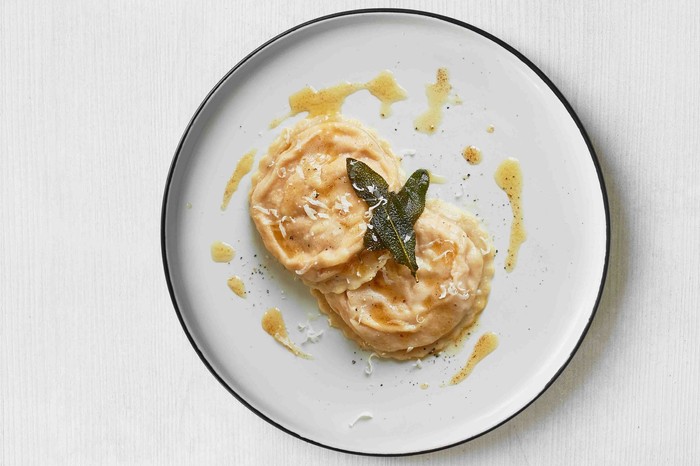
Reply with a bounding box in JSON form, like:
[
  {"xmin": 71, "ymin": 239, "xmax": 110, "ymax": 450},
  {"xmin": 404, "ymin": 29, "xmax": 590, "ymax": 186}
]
[{"xmin": 2, "ymin": 1, "xmax": 698, "ymax": 463}]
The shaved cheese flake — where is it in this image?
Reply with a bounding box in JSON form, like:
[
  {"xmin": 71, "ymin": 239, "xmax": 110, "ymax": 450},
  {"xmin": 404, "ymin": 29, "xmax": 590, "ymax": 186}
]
[
  {"xmin": 276, "ymin": 167, "xmax": 287, "ymax": 178},
  {"xmin": 364, "ymin": 196, "xmax": 387, "ymax": 218},
  {"xmin": 302, "ymin": 204, "xmax": 317, "ymax": 220},
  {"xmin": 275, "ymin": 215, "xmax": 291, "ymax": 238},
  {"xmin": 365, "ymin": 353, "xmax": 378, "ymax": 375},
  {"xmin": 348, "ymin": 412, "xmax": 373, "ymax": 428},
  {"xmin": 413, "ymin": 359, "xmax": 423, "ymax": 369},
  {"xmin": 333, "ymin": 193, "xmax": 352, "ymax": 214},
  {"xmin": 295, "ymin": 165, "xmax": 304, "ymax": 179},
  {"xmin": 317, "ymin": 212, "xmax": 329, "ymax": 219},
  {"xmin": 252, "ymin": 205, "xmax": 270, "ymax": 215},
  {"xmin": 298, "ymin": 321, "xmax": 324, "ymax": 344},
  {"xmin": 439, "ymin": 281, "xmax": 470, "ymax": 299},
  {"xmin": 303, "ymin": 191, "xmax": 329, "ymax": 209}
]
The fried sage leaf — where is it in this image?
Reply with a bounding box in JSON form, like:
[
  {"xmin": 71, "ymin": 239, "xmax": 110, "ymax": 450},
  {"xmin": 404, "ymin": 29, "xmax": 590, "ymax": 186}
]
[
  {"xmin": 364, "ymin": 168, "xmax": 429, "ymax": 250},
  {"xmin": 395, "ymin": 168, "xmax": 430, "ymax": 223},
  {"xmin": 347, "ymin": 158, "xmax": 430, "ymax": 276}
]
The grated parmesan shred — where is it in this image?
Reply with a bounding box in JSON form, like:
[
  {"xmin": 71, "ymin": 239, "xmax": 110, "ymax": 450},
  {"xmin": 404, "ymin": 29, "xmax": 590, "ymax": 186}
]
[
  {"xmin": 303, "ymin": 191, "xmax": 329, "ymax": 209},
  {"xmin": 333, "ymin": 193, "xmax": 352, "ymax": 214},
  {"xmin": 348, "ymin": 412, "xmax": 373, "ymax": 428},
  {"xmin": 364, "ymin": 197, "xmax": 387, "ymax": 219},
  {"xmin": 298, "ymin": 321, "xmax": 324, "ymax": 344},
  {"xmin": 439, "ymin": 281, "xmax": 470, "ymax": 299},
  {"xmin": 302, "ymin": 204, "xmax": 317, "ymax": 220},
  {"xmin": 365, "ymin": 353, "xmax": 378, "ymax": 375}
]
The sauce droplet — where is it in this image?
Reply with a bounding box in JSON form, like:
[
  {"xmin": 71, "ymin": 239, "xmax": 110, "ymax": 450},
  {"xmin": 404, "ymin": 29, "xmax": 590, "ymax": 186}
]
[
  {"xmin": 210, "ymin": 241, "xmax": 235, "ymax": 263},
  {"xmin": 486, "ymin": 125, "xmax": 495, "ymax": 133},
  {"xmin": 364, "ymin": 71, "xmax": 408, "ymax": 118},
  {"xmin": 227, "ymin": 276, "xmax": 246, "ymax": 297},
  {"xmin": 414, "ymin": 68, "xmax": 452, "ymax": 134},
  {"xmin": 494, "ymin": 158, "xmax": 526, "ymax": 272},
  {"xmin": 270, "ymin": 70, "xmax": 407, "ymax": 127},
  {"xmin": 462, "ymin": 145, "xmax": 482, "ymax": 165},
  {"xmin": 261, "ymin": 308, "xmax": 312, "ymax": 359},
  {"xmin": 449, "ymin": 332, "xmax": 498, "ymax": 385},
  {"xmin": 221, "ymin": 149, "xmax": 256, "ymax": 210}
]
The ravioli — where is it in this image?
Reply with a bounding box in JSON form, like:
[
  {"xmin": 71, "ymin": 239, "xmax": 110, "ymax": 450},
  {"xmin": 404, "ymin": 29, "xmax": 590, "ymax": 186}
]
[
  {"xmin": 314, "ymin": 199, "xmax": 495, "ymax": 359},
  {"xmin": 250, "ymin": 115, "xmax": 403, "ymax": 292}
]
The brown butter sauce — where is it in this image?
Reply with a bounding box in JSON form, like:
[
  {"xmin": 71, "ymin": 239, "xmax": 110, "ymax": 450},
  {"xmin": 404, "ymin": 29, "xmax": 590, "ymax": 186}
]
[
  {"xmin": 494, "ymin": 157, "xmax": 526, "ymax": 272},
  {"xmin": 227, "ymin": 276, "xmax": 246, "ymax": 297},
  {"xmin": 414, "ymin": 68, "xmax": 452, "ymax": 134},
  {"xmin": 449, "ymin": 332, "xmax": 499, "ymax": 385},
  {"xmin": 462, "ymin": 145, "xmax": 482, "ymax": 165},
  {"xmin": 270, "ymin": 70, "xmax": 407, "ymax": 127},
  {"xmin": 221, "ymin": 149, "xmax": 256, "ymax": 211},
  {"xmin": 261, "ymin": 308, "xmax": 311, "ymax": 359},
  {"xmin": 210, "ymin": 241, "xmax": 235, "ymax": 263}
]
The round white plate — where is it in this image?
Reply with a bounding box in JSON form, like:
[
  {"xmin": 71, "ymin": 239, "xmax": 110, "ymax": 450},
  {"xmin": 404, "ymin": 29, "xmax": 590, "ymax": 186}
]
[{"xmin": 161, "ymin": 9, "xmax": 609, "ymax": 456}]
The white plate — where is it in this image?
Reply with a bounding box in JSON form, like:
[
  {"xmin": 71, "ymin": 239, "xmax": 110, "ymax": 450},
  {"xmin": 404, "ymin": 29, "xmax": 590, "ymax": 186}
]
[{"xmin": 161, "ymin": 9, "xmax": 609, "ymax": 456}]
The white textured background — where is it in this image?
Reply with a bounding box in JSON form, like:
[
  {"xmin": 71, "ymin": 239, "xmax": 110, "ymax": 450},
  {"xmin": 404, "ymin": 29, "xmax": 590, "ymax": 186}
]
[{"xmin": 1, "ymin": 0, "xmax": 698, "ymax": 464}]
